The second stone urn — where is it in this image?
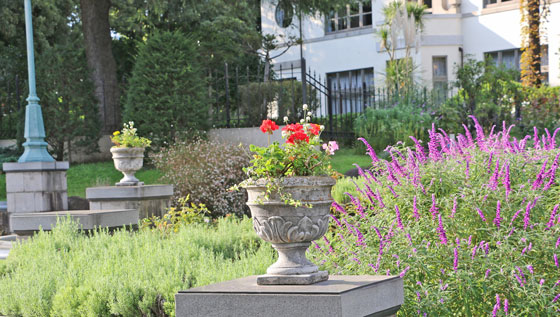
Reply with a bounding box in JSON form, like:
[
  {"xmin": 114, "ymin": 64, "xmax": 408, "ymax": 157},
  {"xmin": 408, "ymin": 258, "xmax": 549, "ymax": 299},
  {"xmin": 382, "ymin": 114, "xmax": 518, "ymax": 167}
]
[
  {"xmin": 110, "ymin": 147, "xmax": 145, "ymax": 186},
  {"xmin": 245, "ymin": 176, "xmax": 336, "ymax": 285}
]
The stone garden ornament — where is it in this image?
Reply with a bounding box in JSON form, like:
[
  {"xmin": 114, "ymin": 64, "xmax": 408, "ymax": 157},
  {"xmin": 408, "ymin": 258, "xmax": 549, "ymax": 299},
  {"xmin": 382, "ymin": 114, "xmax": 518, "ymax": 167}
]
[
  {"xmin": 234, "ymin": 105, "xmax": 339, "ymax": 285},
  {"xmin": 110, "ymin": 122, "xmax": 151, "ymax": 186}
]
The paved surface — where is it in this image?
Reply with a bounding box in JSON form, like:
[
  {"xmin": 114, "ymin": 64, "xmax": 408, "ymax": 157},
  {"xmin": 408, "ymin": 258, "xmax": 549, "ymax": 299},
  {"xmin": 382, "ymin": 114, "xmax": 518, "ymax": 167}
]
[{"xmin": 0, "ymin": 235, "xmax": 27, "ymax": 260}]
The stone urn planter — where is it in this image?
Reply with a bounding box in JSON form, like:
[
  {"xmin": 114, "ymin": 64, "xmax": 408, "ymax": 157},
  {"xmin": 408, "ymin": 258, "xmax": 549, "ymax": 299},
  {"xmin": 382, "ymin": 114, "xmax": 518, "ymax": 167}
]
[
  {"xmin": 245, "ymin": 176, "xmax": 336, "ymax": 285},
  {"xmin": 110, "ymin": 147, "xmax": 145, "ymax": 186}
]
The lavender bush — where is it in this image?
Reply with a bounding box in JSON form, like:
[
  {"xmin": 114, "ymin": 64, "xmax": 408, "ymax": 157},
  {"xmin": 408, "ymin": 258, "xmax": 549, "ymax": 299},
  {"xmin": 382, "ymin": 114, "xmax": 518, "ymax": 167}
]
[{"xmin": 311, "ymin": 117, "xmax": 560, "ymax": 315}]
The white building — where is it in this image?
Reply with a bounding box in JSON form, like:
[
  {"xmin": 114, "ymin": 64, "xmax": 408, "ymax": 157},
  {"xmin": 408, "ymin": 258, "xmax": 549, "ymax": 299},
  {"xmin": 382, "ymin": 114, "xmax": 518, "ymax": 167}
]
[{"xmin": 262, "ymin": 0, "xmax": 560, "ymax": 103}]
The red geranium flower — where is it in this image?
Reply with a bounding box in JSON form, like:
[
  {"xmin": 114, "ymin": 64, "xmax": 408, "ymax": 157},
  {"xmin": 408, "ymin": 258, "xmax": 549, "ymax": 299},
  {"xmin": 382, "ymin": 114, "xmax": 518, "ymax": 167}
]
[
  {"xmin": 286, "ymin": 130, "xmax": 310, "ymax": 144},
  {"xmin": 309, "ymin": 123, "xmax": 321, "ymax": 136},
  {"xmin": 282, "ymin": 123, "xmax": 303, "ymax": 133},
  {"xmin": 260, "ymin": 119, "xmax": 279, "ymax": 134}
]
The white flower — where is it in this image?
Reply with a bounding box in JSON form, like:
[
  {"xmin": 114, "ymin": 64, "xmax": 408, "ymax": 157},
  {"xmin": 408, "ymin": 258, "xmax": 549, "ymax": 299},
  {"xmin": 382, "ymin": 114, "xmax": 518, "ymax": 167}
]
[
  {"xmin": 300, "ymin": 119, "xmax": 305, "ymax": 124},
  {"xmin": 283, "ymin": 116, "xmax": 289, "ymax": 122},
  {"xmin": 320, "ymin": 125, "xmax": 325, "ymax": 130},
  {"xmin": 307, "ymin": 111, "xmax": 312, "ymax": 116},
  {"xmin": 306, "ymin": 116, "xmax": 311, "ymax": 122},
  {"xmin": 302, "ymin": 104, "xmax": 308, "ymax": 110}
]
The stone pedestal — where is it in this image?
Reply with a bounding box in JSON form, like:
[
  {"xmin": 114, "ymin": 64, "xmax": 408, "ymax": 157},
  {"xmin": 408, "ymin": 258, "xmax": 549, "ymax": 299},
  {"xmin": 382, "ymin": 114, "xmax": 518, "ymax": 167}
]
[
  {"xmin": 86, "ymin": 185, "xmax": 173, "ymax": 219},
  {"xmin": 175, "ymin": 275, "xmax": 404, "ymax": 317},
  {"xmin": 3, "ymin": 161, "xmax": 69, "ymax": 214}
]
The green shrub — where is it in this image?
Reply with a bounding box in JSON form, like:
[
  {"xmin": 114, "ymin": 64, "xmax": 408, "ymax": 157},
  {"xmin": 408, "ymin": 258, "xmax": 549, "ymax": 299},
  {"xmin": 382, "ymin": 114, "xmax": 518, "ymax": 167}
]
[
  {"xmin": 151, "ymin": 138, "xmax": 251, "ymax": 217},
  {"xmin": 0, "ymin": 217, "xmax": 273, "ymax": 317},
  {"xmin": 123, "ymin": 30, "xmax": 209, "ymax": 148},
  {"xmin": 353, "ymin": 103, "xmax": 433, "ymax": 153}
]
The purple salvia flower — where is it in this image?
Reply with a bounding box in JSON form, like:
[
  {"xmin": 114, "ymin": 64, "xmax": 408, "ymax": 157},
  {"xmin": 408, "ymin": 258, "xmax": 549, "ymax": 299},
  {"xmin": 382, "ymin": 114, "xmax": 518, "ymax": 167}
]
[
  {"xmin": 510, "ymin": 208, "xmax": 523, "ymax": 226},
  {"xmin": 540, "ymin": 279, "xmax": 545, "ymax": 286},
  {"xmin": 485, "ymin": 269, "xmax": 491, "ymax": 278},
  {"xmin": 450, "ymin": 197, "xmax": 458, "ymax": 218},
  {"xmin": 358, "ymin": 137, "xmax": 379, "ymax": 163},
  {"xmin": 388, "ymin": 185, "xmax": 398, "ymax": 198},
  {"xmin": 504, "ymin": 298, "xmax": 509, "ymax": 315},
  {"xmin": 332, "ymin": 201, "xmax": 348, "ymax": 215},
  {"xmin": 384, "ymin": 161, "xmax": 400, "ymax": 185},
  {"xmin": 345, "ymin": 193, "xmax": 366, "ymax": 218},
  {"xmin": 503, "ymin": 163, "xmax": 512, "ymax": 199},
  {"xmin": 528, "ymin": 242, "xmax": 532, "ymax": 252},
  {"xmin": 375, "ymin": 189, "xmax": 385, "ymax": 208},
  {"xmin": 469, "ymin": 116, "xmax": 487, "ymax": 151},
  {"xmin": 437, "ymin": 214, "xmax": 447, "ymax": 245},
  {"xmin": 456, "ymin": 237, "xmax": 460, "ymax": 246},
  {"xmin": 330, "ymin": 214, "xmax": 342, "ymax": 227},
  {"xmin": 494, "ymin": 200, "xmax": 502, "ymax": 228},
  {"xmin": 468, "ymin": 235, "xmax": 472, "ymax": 246},
  {"xmin": 532, "ymin": 159, "xmax": 549, "ymax": 190},
  {"xmin": 430, "ymin": 194, "xmax": 439, "ymax": 220},
  {"xmin": 514, "ymin": 273, "xmax": 524, "ymax": 287},
  {"xmin": 465, "ymin": 159, "xmax": 470, "ymax": 179},
  {"xmin": 527, "ymin": 265, "xmax": 534, "ymax": 274},
  {"xmin": 556, "ymin": 236, "xmax": 560, "ymax": 248},
  {"xmin": 323, "ymin": 236, "xmax": 334, "ymax": 253},
  {"xmin": 523, "ymin": 202, "xmax": 531, "ymax": 230},
  {"xmin": 462, "ymin": 124, "xmax": 474, "ymax": 147},
  {"xmin": 554, "ymin": 254, "xmax": 558, "ymax": 268},
  {"xmin": 413, "ymin": 196, "xmax": 420, "ymax": 220},
  {"xmin": 428, "ymin": 123, "xmax": 442, "ymax": 161},
  {"xmin": 492, "ymin": 294, "xmax": 500, "ymax": 317},
  {"xmin": 394, "ymin": 205, "xmax": 404, "ymax": 230},
  {"xmin": 533, "ymin": 126, "xmax": 540, "ymax": 149},
  {"xmin": 516, "ymin": 266, "xmax": 526, "ymax": 283},
  {"xmin": 553, "ymin": 294, "xmax": 560, "ymax": 302},
  {"xmin": 546, "ymin": 204, "xmax": 560, "ymax": 229},
  {"xmin": 487, "ymin": 152, "xmax": 494, "ymax": 172},
  {"xmin": 386, "ymin": 269, "xmax": 391, "ymax": 276},
  {"xmin": 471, "ymin": 246, "xmax": 477, "ymax": 260},
  {"xmin": 488, "ymin": 158, "xmax": 500, "ymax": 190},
  {"xmin": 453, "ymin": 247, "xmax": 458, "ymax": 271},
  {"xmin": 555, "ymin": 280, "xmax": 560, "ymax": 288},
  {"xmin": 399, "ymin": 266, "xmax": 410, "ymax": 278},
  {"xmin": 362, "ymin": 183, "xmax": 378, "ymax": 206},
  {"xmin": 409, "ymin": 136, "xmax": 427, "ymax": 163},
  {"xmin": 365, "ymin": 169, "xmax": 382, "ymax": 185},
  {"xmin": 476, "ymin": 207, "xmax": 487, "ymax": 222}
]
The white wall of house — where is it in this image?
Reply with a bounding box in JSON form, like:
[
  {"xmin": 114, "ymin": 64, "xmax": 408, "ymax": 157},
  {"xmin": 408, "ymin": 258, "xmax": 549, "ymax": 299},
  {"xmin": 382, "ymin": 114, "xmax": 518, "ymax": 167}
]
[{"xmin": 262, "ymin": 0, "xmax": 560, "ymax": 92}]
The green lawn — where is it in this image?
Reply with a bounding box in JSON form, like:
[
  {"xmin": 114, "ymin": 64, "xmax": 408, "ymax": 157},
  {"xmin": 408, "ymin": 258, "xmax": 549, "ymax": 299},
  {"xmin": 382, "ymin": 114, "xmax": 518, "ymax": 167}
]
[
  {"xmin": 0, "ymin": 161, "xmax": 163, "ymax": 200},
  {"xmin": 330, "ymin": 148, "xmax": 372, "ymax": 174}
]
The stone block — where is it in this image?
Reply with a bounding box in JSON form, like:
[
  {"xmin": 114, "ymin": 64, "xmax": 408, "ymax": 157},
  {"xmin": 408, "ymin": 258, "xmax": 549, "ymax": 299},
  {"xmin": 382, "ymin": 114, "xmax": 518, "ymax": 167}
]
[
  {"xmin": 9, "ymin": 209, "xmax": 139, "ymax": 234},
  {"xmin": 13, "ymin": 192, "xmax": 36, "ymax": 213},
  {"xmin": 175, "ymin": 275, "xmax": 404, "ymax": 317},
  {"xmin": 22, "ymin": 172, "xmax": 46, "ymax": 192},
  {"xmin": 5, "ymin": 172, "xmax": 23, "ymax": 193},
  {"xmin": 86, "ymin": 185, "xmax": 173, "ymax": 219}
]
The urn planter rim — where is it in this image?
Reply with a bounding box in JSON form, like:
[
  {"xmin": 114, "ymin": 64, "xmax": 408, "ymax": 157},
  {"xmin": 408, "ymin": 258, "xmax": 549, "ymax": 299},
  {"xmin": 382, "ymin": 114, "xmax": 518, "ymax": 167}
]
[
  {"xmin": 110, "ymin": 146, "xmax": 146, "ymax": 152},
  {"xmin": 245, "ymin": 176, "xmax": 336, "ymax": 188}
]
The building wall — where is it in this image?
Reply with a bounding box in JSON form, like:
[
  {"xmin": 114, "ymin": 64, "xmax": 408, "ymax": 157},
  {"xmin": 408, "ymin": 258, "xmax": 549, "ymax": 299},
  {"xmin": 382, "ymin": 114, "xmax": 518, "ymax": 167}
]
[{"xmin": 263, "ymin": 0, "xmax": 560, "ymax": 90}]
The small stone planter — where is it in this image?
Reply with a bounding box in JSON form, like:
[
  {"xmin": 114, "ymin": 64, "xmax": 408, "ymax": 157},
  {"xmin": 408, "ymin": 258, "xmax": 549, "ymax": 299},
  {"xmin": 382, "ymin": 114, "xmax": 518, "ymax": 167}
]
[
  {"xmin": 110, "ymin": 147, "xmax": 145, "ymax": 186},
  {"xmin": 245, "ymin": 176, "xmax": 336, "ymax": 285}
]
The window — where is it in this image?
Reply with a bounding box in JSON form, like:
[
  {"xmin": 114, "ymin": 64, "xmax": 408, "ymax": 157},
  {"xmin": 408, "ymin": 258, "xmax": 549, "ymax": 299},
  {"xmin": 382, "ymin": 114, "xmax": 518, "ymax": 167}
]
[
  {"xmin": 484, "ymin": 0, "xmax": 515, "ymax": 9},
  {"xmin": 485, "ymin": 49, "xmax": 521, "ymax": 70},
  {"xmin": 432, "ymin": 56, "xmax": 448, "ymax": 94},
  {"xmin": 327, "ymin": 67, "xmax": 374, "ymax": 114},
  {"xmin": 275, "ymin": 1, "xmax": 294, "ymax": 28},
  {"xmin": 541, "ymin": 44, "xmax": 549, "ymax": 83},
  {"xmin": 326, "ymin": 2, "xmax": 372, "ymax": 33}
]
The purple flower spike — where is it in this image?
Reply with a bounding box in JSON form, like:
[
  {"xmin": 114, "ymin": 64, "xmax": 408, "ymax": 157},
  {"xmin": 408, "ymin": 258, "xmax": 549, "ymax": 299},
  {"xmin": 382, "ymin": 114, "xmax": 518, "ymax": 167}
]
[
  {"xmin": 413, "ymin": 196, "xmax": 420, "ymax": 220},
  {"xmin": 554, "ymin": 254, "xmax": 558, "ymax": 268},
  {"xmin": 394, "ymin": 205, "xmax": 404, "ymax": 230},
  {"xmin": 437, "ymin": 214, "xmax": 447, "ymax": 245},
  {"xmin": 453, "ymin": 247, "xmax": 458, "ymax": 271},
  {"xmin": 494, "ymin": 201, "xmax": 502, "ymax": 228},
  {"xmin": 503, "ymin": 163, "xmax": 511, "ymax": 198},
  {"xmin": 546, "ymin": 204, "xmax": 560, "ymax": 229},
  {"xmin": 451, "ymin": 197, "xmax": 458, "ymax": 218},
  {"xmin": 430, "ymin": 194, "xmax": 439, "ymax": 220},
  {"xmin": 523, "ymin": 202, "xmax": 531, "ymax": 230},
  {"xmin": 504, "ymin": 298, "xmax": 509, "ymax": 315},
  {"xmin": 485, "ymin": 268, "xmax": 491, "ymax": 278},
  {"xmin": 399, "ymin": 266, "xmax": 410, "ymax": 278},
  {"xmin": 476, "ymin": 207, "xmax": 487, "ymax": 222},
  {"xmin": 358, "ymin": 137, "xmax": 379, "ymax": 163},
  {"xmin": 492, "ymin": 294, "xmax": 500, "ymax": 317},
  {"xmin": 553, "ymin": 294, "xmax": 560, "ymax": 303}
]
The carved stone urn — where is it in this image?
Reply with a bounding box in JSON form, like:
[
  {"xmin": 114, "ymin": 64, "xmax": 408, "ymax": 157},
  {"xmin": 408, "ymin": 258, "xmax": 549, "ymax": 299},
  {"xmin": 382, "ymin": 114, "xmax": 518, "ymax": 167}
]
[
  {"xmin": 245, "ymin": 176, "xmax": 336, "ymax": 285},
  {"xmin": 110, "ymin": 147, "xmax": 145, "ymax": 186}
]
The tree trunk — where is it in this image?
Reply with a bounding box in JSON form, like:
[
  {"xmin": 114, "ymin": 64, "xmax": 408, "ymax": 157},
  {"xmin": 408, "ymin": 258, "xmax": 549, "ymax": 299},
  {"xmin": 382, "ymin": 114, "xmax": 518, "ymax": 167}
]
[
  {"xmin": 521, "ymin": 0, "xmax": 541, "ymax": 87},
  {"xmin": 80, "ymin": 0, "xmax": 121, "ymax": 133}
]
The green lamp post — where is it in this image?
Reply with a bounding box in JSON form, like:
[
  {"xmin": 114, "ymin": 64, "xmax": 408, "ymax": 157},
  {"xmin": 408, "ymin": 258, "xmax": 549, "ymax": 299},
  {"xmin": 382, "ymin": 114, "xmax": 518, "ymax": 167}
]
[{"xmin": 18, "ymin": 0, "xmax": 54, "ymax": 163}]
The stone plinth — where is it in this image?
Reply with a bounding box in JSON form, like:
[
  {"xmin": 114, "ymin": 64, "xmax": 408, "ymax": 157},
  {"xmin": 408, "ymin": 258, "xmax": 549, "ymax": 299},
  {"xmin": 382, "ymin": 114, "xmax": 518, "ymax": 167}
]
[
  {"xmin": 86, "ymin": 185, "xmax": 173, "ymax": 219},
  {"xmin": 175, "ymin": 275, "xmax": 404, "ymax": 317},
  {"xmin": 3, "ymin": 161, "xmax": 69, "ymax": 214},
  {"xmin": 9, "ymin": 209, "xmax": 139, "ymax": 234}
]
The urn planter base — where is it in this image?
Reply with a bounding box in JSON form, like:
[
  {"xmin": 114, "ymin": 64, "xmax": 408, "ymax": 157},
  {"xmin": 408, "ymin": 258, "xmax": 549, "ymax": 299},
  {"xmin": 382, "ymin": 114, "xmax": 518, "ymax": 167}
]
[{"xmin": 257, "ymin": 270, "xmax": 328, "ymax": 285}]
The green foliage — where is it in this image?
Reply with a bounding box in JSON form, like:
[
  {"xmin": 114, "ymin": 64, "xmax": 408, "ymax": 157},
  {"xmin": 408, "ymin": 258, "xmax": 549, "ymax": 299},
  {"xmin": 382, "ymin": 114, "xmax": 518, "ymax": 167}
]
[
  {"xmin": 354, "ymin": 103, "xmax": 433, "ymax": 153},
  {"xmin": 236, "ymin": 81, "xmax": 319, "ymax": 127},
  {"xmin": 329, "ymin": 148, "xmax": 378, "ymax": 174},
  {"xmin": 141, "ymin": 196, "xmax": 211, "ymax": 234},
  {"xmin": 123, "ymin": 30, "xmax": 209, "ymax": 148},
  {"xmin": 111, "ymin": 121, "xmax": 151, "ymax": 148},
  {"xmin": 151, "ymin": 138, "xmax": 251, "ymax": 217},
  {"xmin": 0, "ymin": 217, "xmax": 273, "ymax": 317},
  {"xmin": 36, "ymin": 34, "xmax": 100, "ymax": 160}
]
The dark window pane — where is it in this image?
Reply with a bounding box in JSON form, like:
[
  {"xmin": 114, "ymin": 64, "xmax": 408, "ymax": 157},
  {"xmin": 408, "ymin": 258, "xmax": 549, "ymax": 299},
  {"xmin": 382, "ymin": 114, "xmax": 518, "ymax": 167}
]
[
  {"xmin": 424, "ymin": 0, "xmax": 433, "ymax": 8},
  {"xmin": 350, "ymin": 15, "xmax": 360, "ymax": 28},
  {"xmin": 362, "ymin": 2, "xmax": 372, "ymax": 13},
  {"xmin": 338, "ymin": 17, "xmax": 347, "ymax": 30},
  {"xmin": 363, "ymin": 12, "xmax": 372, "ymax": 26}
]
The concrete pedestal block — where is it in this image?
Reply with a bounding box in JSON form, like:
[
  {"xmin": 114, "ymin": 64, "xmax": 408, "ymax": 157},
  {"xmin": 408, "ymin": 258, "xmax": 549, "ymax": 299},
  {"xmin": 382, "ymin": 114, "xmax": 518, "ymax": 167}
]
[
  {"xmin": 86, "ymin": 185, "xmax": 173, "ymax": 219},
  {"xmin": 3, "ymin": 162, "xmax": 69, "ymax": 214},
  {"xmin": 9, "ymin": 209, "xmax": 139, "ymax": 234},
  {"xmin": 175, "ymin": 275, "xmax": 404, "ymax": 317}
]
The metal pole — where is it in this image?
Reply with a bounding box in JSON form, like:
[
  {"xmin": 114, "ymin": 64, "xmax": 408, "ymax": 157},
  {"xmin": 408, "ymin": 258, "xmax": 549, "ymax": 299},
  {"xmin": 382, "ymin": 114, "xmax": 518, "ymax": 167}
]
[{"xmin": 18, "ymin": 0, "xmax": 54, "ymax": 162}]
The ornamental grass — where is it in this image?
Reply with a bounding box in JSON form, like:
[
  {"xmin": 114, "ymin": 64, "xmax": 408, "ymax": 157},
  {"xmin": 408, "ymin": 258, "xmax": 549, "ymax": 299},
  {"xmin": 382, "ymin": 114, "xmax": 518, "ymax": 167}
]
[{"xmin": 311, "ymin": 117, "xmax": 560, "ymax": 315}]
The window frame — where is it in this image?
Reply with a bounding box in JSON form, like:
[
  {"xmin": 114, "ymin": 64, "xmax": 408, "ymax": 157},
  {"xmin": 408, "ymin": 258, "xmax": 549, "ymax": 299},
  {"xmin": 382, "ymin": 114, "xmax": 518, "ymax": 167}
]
[{"xmin": 326, "ymin": 1, "xmax": 373, "ymax": 34}]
